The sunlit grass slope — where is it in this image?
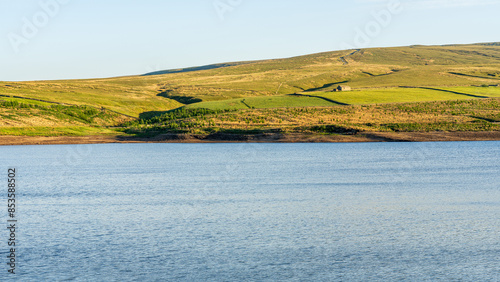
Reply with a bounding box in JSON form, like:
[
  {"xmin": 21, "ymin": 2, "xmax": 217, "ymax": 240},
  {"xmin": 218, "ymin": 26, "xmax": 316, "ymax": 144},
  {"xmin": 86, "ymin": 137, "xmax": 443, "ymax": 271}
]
[
  {"xmin": 1, "ymin": 42, "xmax": 500, "ymax": 136},
  {"xmin": 126, "ymin": 98, "xmax": 500, "ymax": 136}
]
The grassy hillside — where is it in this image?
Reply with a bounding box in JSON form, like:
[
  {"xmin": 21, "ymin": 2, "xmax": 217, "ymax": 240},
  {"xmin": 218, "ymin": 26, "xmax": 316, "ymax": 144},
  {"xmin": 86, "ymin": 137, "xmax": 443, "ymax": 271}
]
[
  {"xmin": 0, "ymin": 97, "xmax": 129, "ymax": 136},
  {"xmin": 1, "ymin": 42, "xmax": 500, "ymax": 138},
  {"xmin": 125, "ymin": 98, "xmax": 500, "ymax": 137}
]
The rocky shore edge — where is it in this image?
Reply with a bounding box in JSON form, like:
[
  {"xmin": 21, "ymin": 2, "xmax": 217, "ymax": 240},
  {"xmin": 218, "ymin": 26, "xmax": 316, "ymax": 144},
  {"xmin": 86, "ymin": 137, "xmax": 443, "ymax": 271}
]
[{"xmin": 1, "ymin": 131, "xmax": 500, "ymax": 146}]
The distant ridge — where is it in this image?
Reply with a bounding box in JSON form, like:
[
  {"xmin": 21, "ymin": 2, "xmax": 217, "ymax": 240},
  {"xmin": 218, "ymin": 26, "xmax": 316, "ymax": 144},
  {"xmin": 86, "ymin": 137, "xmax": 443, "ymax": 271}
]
[
  {"xmin": 477, "ymin": 42, "xmax": 500, "ymax": 46},
  {"xmin": 444, "ymin": 42, "xmax": 500, "ymax": 47},
  {"xmin": 142, "ymin": 61, "xmax": 261, "ymax": 76}
]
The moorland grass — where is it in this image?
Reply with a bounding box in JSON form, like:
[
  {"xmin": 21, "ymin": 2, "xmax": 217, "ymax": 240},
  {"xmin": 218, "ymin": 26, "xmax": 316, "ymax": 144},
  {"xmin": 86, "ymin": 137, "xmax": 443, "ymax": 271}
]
[
  {"xmin": 0, "ymin": 126, "xmax": 123, "ymax": 137},
  {"xmin": 1, "ymin": 43, "xmax": 500, "ymax": 137}
]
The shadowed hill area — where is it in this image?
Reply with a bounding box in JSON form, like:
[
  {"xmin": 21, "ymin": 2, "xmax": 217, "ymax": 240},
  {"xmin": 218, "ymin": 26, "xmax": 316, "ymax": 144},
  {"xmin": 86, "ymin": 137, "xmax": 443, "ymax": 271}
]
[{"xmin": 1, "ymin": 42, "xmax": 500, "ymax": 138}]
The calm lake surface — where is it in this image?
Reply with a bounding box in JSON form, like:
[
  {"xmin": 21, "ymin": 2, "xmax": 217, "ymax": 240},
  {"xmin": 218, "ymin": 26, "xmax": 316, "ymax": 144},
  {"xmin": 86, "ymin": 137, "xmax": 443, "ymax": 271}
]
[{"xmin": 1, "ymin": 142, "xmax": 499, "ymax": 281}]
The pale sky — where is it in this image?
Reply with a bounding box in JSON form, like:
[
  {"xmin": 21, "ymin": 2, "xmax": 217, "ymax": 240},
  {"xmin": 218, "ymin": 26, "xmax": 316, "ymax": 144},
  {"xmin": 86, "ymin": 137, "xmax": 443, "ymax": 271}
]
[{"xmin": 1, "ymin": 0, "xmax": 499, "ymax": 81}]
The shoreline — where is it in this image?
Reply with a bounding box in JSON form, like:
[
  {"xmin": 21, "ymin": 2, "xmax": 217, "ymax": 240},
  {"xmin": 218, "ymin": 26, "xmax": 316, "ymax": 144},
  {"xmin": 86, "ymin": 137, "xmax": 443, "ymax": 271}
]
[{"xmin": 1, "ymin": 131, "xmax": 500, "ymax": 145}]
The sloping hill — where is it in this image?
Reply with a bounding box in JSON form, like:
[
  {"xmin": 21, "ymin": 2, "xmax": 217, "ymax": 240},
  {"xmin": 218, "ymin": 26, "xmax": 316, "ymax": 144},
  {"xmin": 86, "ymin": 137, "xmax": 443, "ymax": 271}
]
[
  {"xmin": 138, "ymin": 42, "xmax": 500, "ymax": 104},
  {"xmin": 1, "ymin": 42, "xmax": 500, "ymax": 138}
]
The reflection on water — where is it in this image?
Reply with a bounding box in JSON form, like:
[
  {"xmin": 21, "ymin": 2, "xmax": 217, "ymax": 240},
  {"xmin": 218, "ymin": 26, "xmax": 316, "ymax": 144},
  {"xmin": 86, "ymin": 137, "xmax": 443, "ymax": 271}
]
[{"xmin": 1, "ymin": 142, "xmax": 499, "ymax": 281}]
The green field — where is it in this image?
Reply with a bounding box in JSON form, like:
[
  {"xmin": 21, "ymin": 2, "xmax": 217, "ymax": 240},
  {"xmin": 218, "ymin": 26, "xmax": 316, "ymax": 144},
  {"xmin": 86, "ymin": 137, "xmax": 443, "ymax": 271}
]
[
  {"xmin": 439, "ymin": 86, "xmax": 500, "ymax": 97},
  {"xmin": 1, "ymin": 43, "xmax": 500, "ymax": 137},
  {"xmin": 184, "ymin": 86, "xmax": 500, "ymax": 111},
  {"xmin": 307, "ymin": 87, "xmax": 500, "ymax": 105},
  {"xmin": 185, "ymin": 95, "xmax": 339, "ymax": 110}
]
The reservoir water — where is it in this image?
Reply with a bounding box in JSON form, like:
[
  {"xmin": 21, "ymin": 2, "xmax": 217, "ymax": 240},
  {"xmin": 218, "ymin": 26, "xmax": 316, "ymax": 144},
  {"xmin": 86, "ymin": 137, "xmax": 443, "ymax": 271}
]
[{"xmin": 1, "ymin": 142, "xmax": 499, "ymax": 281}]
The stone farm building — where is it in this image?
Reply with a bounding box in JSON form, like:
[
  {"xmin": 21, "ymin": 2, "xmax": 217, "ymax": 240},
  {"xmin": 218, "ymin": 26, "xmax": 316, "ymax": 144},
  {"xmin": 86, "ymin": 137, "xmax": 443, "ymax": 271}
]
[{"xmin": 333, "ymin": 85, "xmax": 352, "ymax": 92}]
